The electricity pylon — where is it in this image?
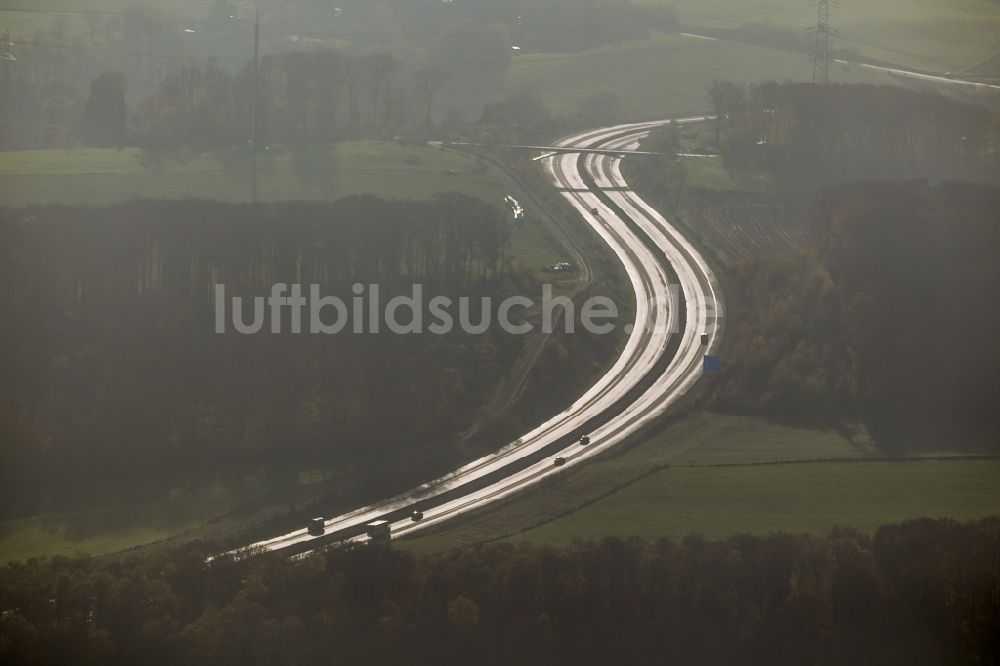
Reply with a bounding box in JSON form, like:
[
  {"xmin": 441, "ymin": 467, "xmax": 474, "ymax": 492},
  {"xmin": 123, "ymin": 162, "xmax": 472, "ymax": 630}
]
[{"xmin": 811, "ymin": 0, "xmax": 831, "ymax": 85}]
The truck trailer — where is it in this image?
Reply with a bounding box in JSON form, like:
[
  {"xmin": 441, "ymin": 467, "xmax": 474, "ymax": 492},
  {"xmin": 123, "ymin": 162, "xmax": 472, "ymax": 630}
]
[{"xmin": 365, "ymin": 520, "xmax": 391, "ymax": 544}]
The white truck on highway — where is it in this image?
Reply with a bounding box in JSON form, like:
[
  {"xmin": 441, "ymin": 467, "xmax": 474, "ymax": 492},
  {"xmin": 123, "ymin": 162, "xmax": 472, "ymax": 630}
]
[{"xmin": 365, "ymin": 520, "xmax": 391, "ymax": 544}]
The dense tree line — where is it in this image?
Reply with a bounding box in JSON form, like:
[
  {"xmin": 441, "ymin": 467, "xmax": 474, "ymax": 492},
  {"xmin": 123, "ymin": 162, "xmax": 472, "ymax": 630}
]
[
  {"xmin": 78, "ymin": 72, "xmax": 128, "ymax": 147},
  {"xmin": 712, "ymin": 181, "xmax": 1000, "ymax": 450},
  {"xmin": 814, "ymin": 181, "xmax": 1000, "ymax": 447},
  {"xmin": 0, "ymin": 196, "xmax": 517, "ymax": 514},
  {"xmin": 1, "ymin": 0, "xmax": 676, "ymax": 150},
  {"xmin": 0, "ymin": 4, "xmax": 249, "ymax": 149},
  {"xmin": 136, "ymin": 50, "xmax": 396, "ymax": 149},
  {"xmin": 708, "ymin": 82, "xmax": 1000, "ymax": 184},
  {"xmin": 0, "ymin": 518, "xmax": 997, "ymax": 665},
  {"xmin": 133, "ymin": 38, "xmax": 607, "ymax": 151},
  {"xmin": 0, "ymin": 195, "xmax": 510, "ymax": 314}
]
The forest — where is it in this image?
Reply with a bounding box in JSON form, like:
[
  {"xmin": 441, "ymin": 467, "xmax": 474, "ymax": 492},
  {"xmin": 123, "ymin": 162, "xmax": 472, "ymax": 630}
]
[
  {"xmin": 0, "ymin": 195, "xmax": 523, "ymax": 516},
  {"xmin": 0, "ymin": 517, "xmax": 996, "ymax": 665},
  {"xmin": 624, "ymin": 84, "xmax": 1000, "ymax": 450},
  {"xmin": 707, "ymin": 82, "xmax": 1000, "ymax": 186},
  {"xmin": 711, "ymin": 180, "xmax": 1000, "ymax": 450}
]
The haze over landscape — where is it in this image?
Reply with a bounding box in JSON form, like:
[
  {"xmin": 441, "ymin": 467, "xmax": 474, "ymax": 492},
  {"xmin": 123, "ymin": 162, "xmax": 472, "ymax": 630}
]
[{"xmin": 0, "ymin": 0, "xmax": 999, "ymax": 663}]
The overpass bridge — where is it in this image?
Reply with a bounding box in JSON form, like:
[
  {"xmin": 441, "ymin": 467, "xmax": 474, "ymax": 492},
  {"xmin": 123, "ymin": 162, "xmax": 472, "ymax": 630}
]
[
  {"xmin": 433, "ymin": 141, "xmax": 719, "ymax": 162},
  {"xmin": 441, "ymin": 142, "xmax": 661, "ymax": 160}
]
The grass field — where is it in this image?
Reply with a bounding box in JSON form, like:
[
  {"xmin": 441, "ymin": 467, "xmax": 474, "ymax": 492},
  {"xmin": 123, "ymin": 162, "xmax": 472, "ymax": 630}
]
[
  {"xmin": 649, "ymin": 0, "xmax": 1000, "ymax": 73},
  {"xmin": 514, "ymin": 459, "xmax": 1000, "ymax": 545},
  {"xmin": 503, "ymin": 32, "xmax": 896, "ymax": 119},
  {"xmin": 684, "ymin": 157, "xmax": 777, "ymax": 194},
  {"xmin": 0, "ymin": 140, "xmax": 569, "ymax": 269},
  {"xmin": 0, "ymin": 142, "xmax": 504, "ymax": 205},
  {"xmin": 402, "ymin": 413, "xmax": 873, "ymax": 552},
  {"xmin": 402, "ymin": 413, "xmax": 1000, "ymax": 553},
  {"xmin": 0, "ymin": 464, "xmax": 347, "ymax": 562},
  {"xmin": 0, "ymin": 496, "xmax": 242, "ymax": 563}
]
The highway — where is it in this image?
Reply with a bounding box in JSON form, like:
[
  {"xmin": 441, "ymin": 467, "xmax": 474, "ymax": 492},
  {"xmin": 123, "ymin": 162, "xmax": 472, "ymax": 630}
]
[{"xmin": 217, "ymin": 118, "xmax": 722, "ymax": 559}]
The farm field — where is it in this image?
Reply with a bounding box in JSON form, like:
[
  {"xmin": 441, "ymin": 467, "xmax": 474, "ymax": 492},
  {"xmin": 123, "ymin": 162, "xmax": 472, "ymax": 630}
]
[
  {"xmin": 402, "ymin": 413, "xmax": 870, "ymax": 552},
  {"xmin": 514, "ymin": 458, "xmax": 1000, "ymax": 545},
  {"xmin": 0, "ymin": 141, "xmax": 506, "ymax": 205},
  {"xmin": 0, "ymin": 495, "xmax": 245, "ymax": 564},
  {"xmin": 650, "ymin": 0, "xmax": 1000, "ymax": 73},
  {"xmin": 0, "ymin": 465, "xmax": 342, "ymax": 563},
  {"xmin": 403, "ymin": 412, "xmax": 1000, "ymax": 553}
]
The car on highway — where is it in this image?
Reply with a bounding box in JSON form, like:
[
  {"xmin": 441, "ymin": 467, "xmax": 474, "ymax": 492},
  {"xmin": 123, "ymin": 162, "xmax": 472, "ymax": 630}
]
[
  {"xmin": 579, "ymin": 435, "xmax": 591, "ymax": 445},
  {"xmin": 411, "ymin": 509, "xmax": 424, "ymax": 521},
  {"xmin": 553, "ymin": 457, "xmax": 566, "ymax": 466},
  {"xmin": 590, "ymin": 206, "xmax": 600, "ymax": 214}
]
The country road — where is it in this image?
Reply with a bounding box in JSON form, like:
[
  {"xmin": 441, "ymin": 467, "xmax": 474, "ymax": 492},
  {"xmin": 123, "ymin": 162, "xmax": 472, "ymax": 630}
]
[
  {"xmin": 218, "ymin": 119, "xmax": 722, "ymax": 559},
  {"xmin": 833, "ymin": 59, "xmax": 1000, "ymax": 91},
  {"xmin": 675, "ymin": 30, "xmax": 1000, "ymax": 92}
]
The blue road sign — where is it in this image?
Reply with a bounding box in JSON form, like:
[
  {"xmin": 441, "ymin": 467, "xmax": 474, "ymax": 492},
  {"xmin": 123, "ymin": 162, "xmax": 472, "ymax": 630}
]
[{"xmin": 703, "ymin": 355, "xmax": 721, "ymax": 373}]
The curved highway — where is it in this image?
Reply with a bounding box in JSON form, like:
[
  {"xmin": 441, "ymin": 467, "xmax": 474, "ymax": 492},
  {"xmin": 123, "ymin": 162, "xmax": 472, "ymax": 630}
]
[{"xmin": 219, "ymin": 119, "xmax": 722, "ymax": 559}]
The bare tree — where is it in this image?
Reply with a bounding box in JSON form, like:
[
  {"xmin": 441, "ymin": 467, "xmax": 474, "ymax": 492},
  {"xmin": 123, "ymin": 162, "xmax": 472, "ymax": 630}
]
[
  {"xmin": 345, "ymin": 55, "xmax": 361, "ymax": 137},
  {"xmin": 361, "ymin": 53, "xmax": 400, "ymax": 131},
  {"xmin": 413, "ymin": 66, "xmax": 450, "ymax": 131},
  {"xmin": 707, "ymin": 80, "xmax": 743, "ymax": 149}
]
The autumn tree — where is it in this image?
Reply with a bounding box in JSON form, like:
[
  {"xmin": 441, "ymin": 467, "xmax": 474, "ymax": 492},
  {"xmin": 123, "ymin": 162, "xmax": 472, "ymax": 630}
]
[
  {"xmin": 413, "ymin": 66, "xmax": 449, "ymax": 131},
  {"xmin": 79, "ymin": 71, "xmax": 127, "ymax": 146}
]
